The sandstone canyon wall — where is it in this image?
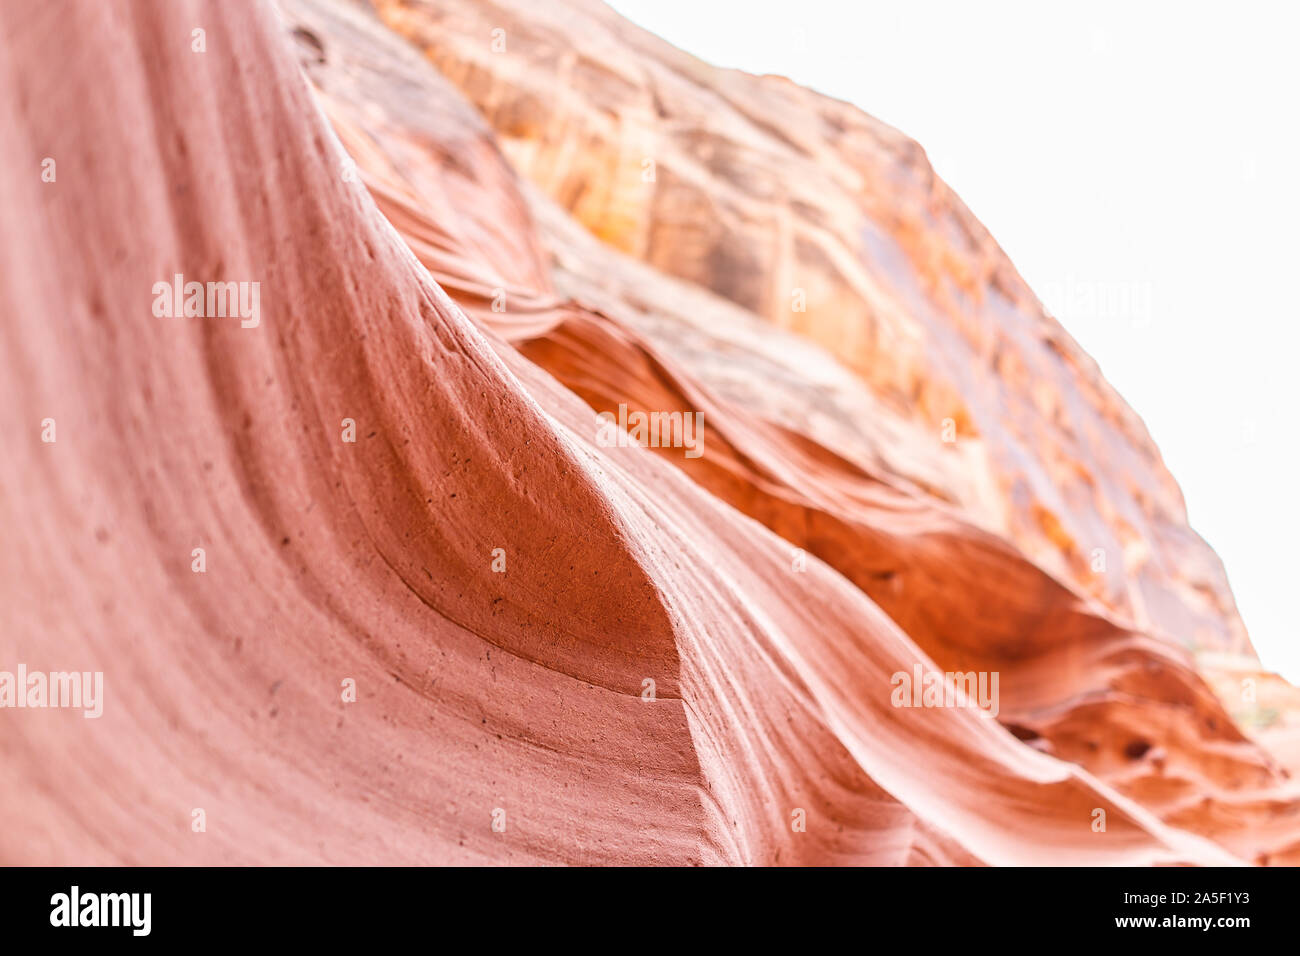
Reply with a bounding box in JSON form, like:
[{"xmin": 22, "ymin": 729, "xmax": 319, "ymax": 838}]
[{"xmin": 1, "ymin": 0, "xmax": 1297, "ymax": 865}]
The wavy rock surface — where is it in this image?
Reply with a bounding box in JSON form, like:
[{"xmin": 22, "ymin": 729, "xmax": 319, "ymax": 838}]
[
  {"xmin": 373, "ymin": 0, "xmax": 1251, "ymax": 660},
  {"xmin": 1, "ymin": 0, "xmax": 1297, "ymax": 866}
]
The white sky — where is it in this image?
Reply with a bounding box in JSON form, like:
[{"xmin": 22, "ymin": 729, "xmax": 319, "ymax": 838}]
[{"xmin": 608, "ymin": 0, "xmax": 1300, "ymax": 681}]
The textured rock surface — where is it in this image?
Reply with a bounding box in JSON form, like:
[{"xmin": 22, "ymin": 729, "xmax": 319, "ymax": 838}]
[
  {"xmin": 1, "ymin": 0, "xmax": 1297, "ymax": 866},
  {"xmin": 373, "ymin": 0, "xmax": 1251, "ymax": 659}
]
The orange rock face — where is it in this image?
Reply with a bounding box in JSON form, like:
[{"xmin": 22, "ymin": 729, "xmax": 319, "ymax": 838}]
[
  {"xmin": 1, "ymin": 0, "xmax": 1296, "ymax": 866},
  {"xmin": 373, "ymin": 0, "xmax": 1251, "ymax": 660}
]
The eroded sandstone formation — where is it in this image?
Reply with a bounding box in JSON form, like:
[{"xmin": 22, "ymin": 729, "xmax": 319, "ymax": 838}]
[
  {"xmin": 373, "ymin": 0, "xmax": 1250, "ymax": 659},
  {"xmin": 1, "ymin": 0, "xmax": 1296, "ymax": 865}
]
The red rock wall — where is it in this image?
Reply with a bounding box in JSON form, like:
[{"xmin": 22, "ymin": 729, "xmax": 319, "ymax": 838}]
[{"xmin": 1, "ymin": 0, "xmax": 1295, "ymax": 866}]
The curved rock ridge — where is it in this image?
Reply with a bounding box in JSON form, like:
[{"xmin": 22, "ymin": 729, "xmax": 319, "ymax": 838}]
[
  {"xmin": 373, "ymin": 0, "xmax": 1251, "ymax": 661},
  {"xmin": 286, "ymin": 0, "xmax": 1300, "ymax": 863},
  {"xmin": 0, "ymin": 0, "xmax": 1296, "ymax": 867}
]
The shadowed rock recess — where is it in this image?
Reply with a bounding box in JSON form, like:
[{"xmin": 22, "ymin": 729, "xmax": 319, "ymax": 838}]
[{"xmin": 2, "ymin": 0, "xmax": 1297, "ymax": 865}]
